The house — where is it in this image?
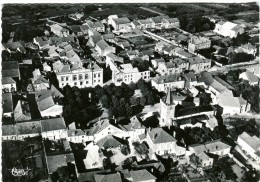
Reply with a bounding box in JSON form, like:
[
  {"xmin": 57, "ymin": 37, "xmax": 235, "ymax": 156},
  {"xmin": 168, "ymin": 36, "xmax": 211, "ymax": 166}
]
[
  {"xmin": 111, "ymin": 17, "xmax": 131, "ymax": 31},
  {"xmin": 246, "ymin": 64, "xmax": 260, "ymax": 78},
  {"xmin": 149, "ymin": 15, "xmax": 170, "ymax": 28},
  {"xmin": 188, "ymin": 36, "xmax": 211, "ymax": 53},
  {"xmin": 16, "ymin": 121, "xmax": 41, "ymax": 140},
  {"xmin": 70, "ymin": 25, "xmax": 84, "ymax": 37},
  {"xmin": 204, "ymin": 140, "xmax": 231, "ymax": 156},
  {"xmin": 182, "ymin": 72, "xmax": 198, "ymax": 89},
  {"xmin": 31, "ymin": 70, "xmax": 50, "ymax": 91},
  {"xmin": 2, "ymin": 77, "xmax": 16, "ymax": 93},
  {"xmin": 3, "ymin": 41, "xmax": 26, "ymax": 54},
  {"xmin": 155, "ymin": 41, "xmax": 171, "ymax": 52},
  {"xmin": 43, "ymin": 62, "xmax": 52, "ymax": 72},
  {"xmin": 2, "ymin": 61, "xmax": 20, "ymax": 80},
  {"xmin": 146, "ymin": 127, "xmax": 177, "ymax": 155},
  {"xmin": 118, "ymin": 116, "xmax": 146, "ymax": 139},
  {"xmin": 157, "ymin": 61, "xmax": 180, "ymax": 76},
  {"xmin": 237, "ymin": 132, "xmax": 260, "ymax": 163},
  {"xmin": 95, "ymin": 39, "xmax": 116, "ymax": 57},
  {"xmin": 217, "ymin": 94, "xmax": 250, "ymax": 115},
  {"xmin": 239, "ymin": 71, "xmax": 259, "ymax": 85},
  {"xmin": 46, "ymin": 153, "xmax": 75, "ymax": 174},
  {"xmin": 187, "ymin": 57, "xmax": 212, "ymax": 73},
  {"xmin": 84, "ymin": 20, "xmax": 105, "ymax": 32},
  {"xmin": 188, "ymin": 152, "xmax": 214, "ymax": 168},
  {"xmin": 96, "ymin": 135, "xmax": 126, "ymax": 149},
  {"xmin": 173, "ymin": 48, "xmax": 194, "ymax": 59},
  {"xmin": 2, "ymin": 93, "xmax": 13, "ymax": 118},
  {"xmin": 50, "ymin": 24, "xmax": 70, "ymax": 37},
  {"xmin": 131, "ymin": 19, "xmax": 155, "ymax": 29},
  {"xmin": 36, "ymin": 96, "xmax": 63, "ymax": 118},
  {"xmin": 214, "ymin": 21, "xmax": 244, "ymax": 38},
  {"xmin": 2, "ymin": 125, "xmax": 17, "ymax": 141},
  {"xmin": 162, "ymin": 17, "xmax": 180, "ymax": 28},
  {"xmin": 129, "ymin": 169, "xmax": 157, "ymax": 182},
  {"xmin": 171, "ymin": 58, "xmax": 189, "ymax": 72},
  {"xmin": 67, "ymin": 129, "xmax": 93, "ymax": 143},
  {"xmin": 94, "ymin": 172, "xmax": 122, "ymax": 182},
  {"xmin": 54, "ymin": 61, "xmax": 103, "ymax": 88},
  {"xmin": 235, "ymin": 43, "xmax": 257, "ymax": 56},
  {"xmin": 87, "ymin": 119, "xmax": 125, "ymax": 141},
  {"xmin": 151, "ymin": 58, "xmax": 165, "ymax": 69},
  {"xmin": 84, "ymin": 142, "xmax": 105, "ymax": 170},
  {"xmin": 41, "ymin": 117, "xmax": 67, "ymax": 140},
  {"xmin": 152, "ymin": 74, "xmax": 185, "ymax": 92},
  {"xmin": 33, "ymin": 36, "xmax": 50, "ymax": 50},
  {"xmin": 14, "ymin": 100, "xmax": 31, "ymax": 122},
  {"xmin": 189, "ymin": 139, "xmax": 231, "ymax": 158},
  {"xmin": 112, "ymin": 64, "xmax": 150, "ymax": 86}
]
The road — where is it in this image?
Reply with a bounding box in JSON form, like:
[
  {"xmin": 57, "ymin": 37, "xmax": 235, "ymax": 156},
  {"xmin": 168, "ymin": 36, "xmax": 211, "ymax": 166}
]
[{"xmin": 139, "ymin": 7, "xmax": 166, "ymax": 16}]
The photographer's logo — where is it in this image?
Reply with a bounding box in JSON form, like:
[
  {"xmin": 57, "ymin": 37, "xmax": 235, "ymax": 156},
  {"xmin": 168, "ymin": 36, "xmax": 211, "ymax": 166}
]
[{"xmin": 11, "ymin": 167, "xmax": 31, "ymax": 176}]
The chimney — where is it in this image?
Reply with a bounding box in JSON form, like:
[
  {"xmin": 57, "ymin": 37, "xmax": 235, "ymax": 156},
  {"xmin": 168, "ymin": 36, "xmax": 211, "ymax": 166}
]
[
  {"xmin": 115, "ymin": 119, "xmax": 117, "ymax": 124},
  {"xmin": 173, "ymin": 131, "xmax": 176, "ymax": 138}
]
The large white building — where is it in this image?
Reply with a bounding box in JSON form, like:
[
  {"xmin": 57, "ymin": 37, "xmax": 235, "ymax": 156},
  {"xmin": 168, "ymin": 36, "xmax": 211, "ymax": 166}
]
[
  {"xmin": 214, "ymin": 21, "xmax": 244, "ymax": 38},
  {"xmin": 54, "ymin": 61, "xmax": 103, "ymax": 88}
]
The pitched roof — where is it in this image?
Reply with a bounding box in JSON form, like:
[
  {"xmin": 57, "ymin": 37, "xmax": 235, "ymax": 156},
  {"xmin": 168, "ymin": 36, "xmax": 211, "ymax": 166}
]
[
  {"xmin": 148, "ymin": 128, "xmax": 176, "ymax": 144},
  {"xmin": 3, "ymin": 93, "xmax": 13, "ymax": 113},
  {"xmin": 204, "ymin": 139, "xmax": 231, "ymax": 153},
  {"xmin": 96, "ymin": 135, "xmax": 125, "ymax": 148},
  {"xmin": 16, "ymin": 121, "xmax": 41, "ymax": 135},
  {"xmin": 94, "ymin": 172, "xmax": 122, "ymax": 182},
  {"xmin": 242, "ymin": 71, "xmax": 259, "ymax": 83},
  {"xmin": 114, "ymin": 17, "xmax": 131, "ymax": 25},
  {"xmin": 37, "ymin": 96, "xmax": 55, "ymax": 111},
  {"xmin": 217, "ymin": 95, "xmax": 240, "ymax": 108},
  {"xmin": 153, "ymin": 74, "xmax": 184, "ymax": 84},
  {"xmin": 2, "ymin": 125, "xmax": 17, "ymax": 136},
  {"xmin": 2, "ymin": 77, "xmax": 16, "ymax": 84},
  {"xmin": 2, "ymin": 61, "xmax": 20, "ymax": 78},
  {"xmin": 238, "ymin": 132, "xmax": 260, "ymax": 151},
  {"xmin": 67, "ymin": 129, "xmax": 85, "ymax": 137},
  {"xmin": 189, "ymin": 144, "xmax": 207, "ymax": 155},
  {"xmin": 41, "ymin": 117, "xmax": 66, "ymax": 132},
  {"xmin": 46, "ymin": 153, "xmax": 75, "ymax": 174},
  {"xmin": 96, "ymin": 39, "xmax": 110, "ymax": 50},
  {"xmin": 130, "ymin": 169, "xmax": 157, "ymax": 181}
]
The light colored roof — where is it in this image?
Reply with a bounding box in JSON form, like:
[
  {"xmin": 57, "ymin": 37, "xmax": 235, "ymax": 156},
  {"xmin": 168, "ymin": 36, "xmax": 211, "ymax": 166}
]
[
  {"xmin": 2, "ymin": 77, "xmax": 16, "ymax": 84},
  {"xmin": 50, "ymin": 24, "xmax": 69, "ymax": 32},
  {"xmin": 217, "ymin": 95, "xmax": 240, "ymax": 108},
  {"xmin": 148, "ymin": 128, "xmax": 176, "ymax": 144},
  {"xmin": 94, "ymin": 173, "xmax": 122, "ymax": 182},
  {"xmin": 241, "ymin": 71, "xmax": 259, "ymax": 83},
  {"xmin": 238, "ymin": 132, "xmax": 260, "ymax": 151},
  {"xmin": 41, "ymin": 117, "xmax": 66, "ymax": 132},
  {"xmin": 221, "ymin": 21, "xmax": 238, "ymax": 30},
  {"xmin": 210, "ymin": 79, "xmax": 228, "ymax": 94},
  {"xmin": 130, "ymin": 169, "xmax": 157, "ymax": 181},
  {"xmin": 204, "ymin": 139, "xmax": 231, "ymax": 153},
  {"xmin": 153, "ymin": 74, "xmax": 184, "ymax": 84}
]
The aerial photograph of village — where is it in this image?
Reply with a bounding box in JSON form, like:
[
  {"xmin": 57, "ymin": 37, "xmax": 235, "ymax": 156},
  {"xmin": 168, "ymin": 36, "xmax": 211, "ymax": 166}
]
[{"xmin": 1, "ymin": 2, "xmax": 260, "ymax": 182}]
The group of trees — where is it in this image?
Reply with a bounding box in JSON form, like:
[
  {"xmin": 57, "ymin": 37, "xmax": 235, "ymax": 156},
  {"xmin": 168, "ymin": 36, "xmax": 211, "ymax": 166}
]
[
  {"xmin": 228, "ymin": 119, "xmax": 259, "ymax": 139},
  {"xmin": 94, "ymin": 80, "xmax": 160, "ymax": 118},
  {"xmin": 62, "ymin": 86, "xmax": 102, "ymax": 127},
  {"xmin": 179, "ymin": 16, "xmax": 215, "ymax": 33}
]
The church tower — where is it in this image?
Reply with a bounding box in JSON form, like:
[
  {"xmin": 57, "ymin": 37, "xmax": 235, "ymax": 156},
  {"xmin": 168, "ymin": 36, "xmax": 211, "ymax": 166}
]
[{"xmin": 160, "ymin": 88, "xmax": 176, "ymax": 126}]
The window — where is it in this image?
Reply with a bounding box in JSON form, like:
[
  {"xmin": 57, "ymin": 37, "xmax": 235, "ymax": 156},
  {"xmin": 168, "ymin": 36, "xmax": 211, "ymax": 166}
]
[
  {"xmin": 79, "ymin": 74, "xmax": 83, "ymax": 80},
  {"xmin": 73, "ymin": 75, "xmax": 77, "ymax": 81},
  {"xmin": 74, "ymin": 82, "xmax": 77, "ymax": 86},
  {"xmin": 80, "ymin": 82, "xmax": 83, "ymax": 85},
  {"xmin": 85, "ymin": 74, "xmax": 88, "ymax": 79},
  {"xmin": 66, "ymin": 76, "xmax": 69, "ymax": 81},
  {"xmin": 86, "ymin": 81, "xmax": 89, "ymax": 84},
  {"xmin": 98, "ymin": 73, "xmax": 101, "ymax": 77},
  {"xmin": 94, "ymin": 80, "xmax": 96, "ymax": 83},
  {"xmin": 61, "ymin": 76, "xmax": 64, "ymax": 81},
  {"xmin": 98, "ymin": 80, "xmax": 100, "ymax": 83},
  {"xmin": 94, "ymin": 74, "xmax": 96, "ymax": 78}
]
